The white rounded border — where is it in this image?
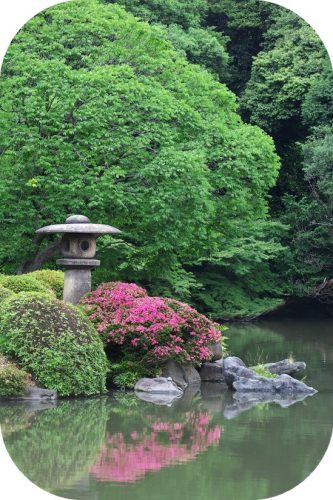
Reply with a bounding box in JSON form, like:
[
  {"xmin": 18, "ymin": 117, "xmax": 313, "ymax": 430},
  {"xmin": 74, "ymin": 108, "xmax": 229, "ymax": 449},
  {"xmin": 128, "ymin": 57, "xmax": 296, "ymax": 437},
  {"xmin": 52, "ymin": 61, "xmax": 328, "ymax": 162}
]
[{"xmin": 0, "ymin": 1, "xmax": 332, "ymax": 499}]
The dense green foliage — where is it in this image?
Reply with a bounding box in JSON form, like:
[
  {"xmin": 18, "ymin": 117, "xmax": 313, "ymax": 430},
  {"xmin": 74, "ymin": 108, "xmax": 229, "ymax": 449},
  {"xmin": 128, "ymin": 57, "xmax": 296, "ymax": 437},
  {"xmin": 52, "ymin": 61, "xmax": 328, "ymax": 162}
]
[
  {"xmin": 0, "ymin": 364, "xmax": 28, "ymax": 396},
  {"xmin": 0, "ymin": 0, "xmax": 283, "ymax": 319},
  {"xmin": 205, "ymin": 1, "xmax": 333, "ymax": 307},
  {"xmin": 240, "ymin": 8, "xmax": 328, "ymax": 136},
  {"xmin": 0, "ymin": 274, "xmax": 53, "ymax": 295},
  {"xmin": 0, "ymin": 293, "xmax": 108, "ymax": 396},
  {"xmin": 27, "ymin": 270, "xmax": 64, "ymax": 299},
  {"xmin": 0, "ymin": 285, "xmax": 14, "ymax": 302},
  {"xmin": 104, "ymin": 0, "xmax": 229, "ymax": 78}
]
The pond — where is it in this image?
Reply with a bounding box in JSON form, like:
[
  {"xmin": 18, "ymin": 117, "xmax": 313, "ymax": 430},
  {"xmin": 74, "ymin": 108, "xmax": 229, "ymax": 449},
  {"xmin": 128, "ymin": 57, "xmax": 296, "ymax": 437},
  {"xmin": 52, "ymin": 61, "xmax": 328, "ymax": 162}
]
[{"xmin": 1, "ymin": 318, "xmax": 332, "ymax": 500}]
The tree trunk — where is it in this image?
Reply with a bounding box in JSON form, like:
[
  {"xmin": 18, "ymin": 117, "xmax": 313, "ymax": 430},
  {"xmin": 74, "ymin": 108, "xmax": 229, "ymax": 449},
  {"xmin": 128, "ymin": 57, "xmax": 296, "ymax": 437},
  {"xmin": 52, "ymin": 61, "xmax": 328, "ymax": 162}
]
[{"xmin": 17, "ymin": 237, "xmax": 62, "ymax": 274}]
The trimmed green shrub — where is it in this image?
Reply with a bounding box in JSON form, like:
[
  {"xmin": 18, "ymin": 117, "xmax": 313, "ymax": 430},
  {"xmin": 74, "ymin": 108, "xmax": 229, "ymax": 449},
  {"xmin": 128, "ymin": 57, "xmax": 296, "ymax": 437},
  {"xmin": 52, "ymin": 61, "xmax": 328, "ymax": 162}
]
[
  {"xmin": 28, "ymin": 270, "xmax": 64, "ymax": 299},
  {"xmin": 0, "ymin": 285, "xmax": 14, "ymax": 302},
  {"xmin": 0, "ymin": 293, "xmax": 109, "ymax": 396},
  {"xmin": 0, "ymin": 365, "xmax": 28, "ymax": 396},
  {"xmin": 0, "ymin": 274, "xmax": 53, "ymax": 296}
]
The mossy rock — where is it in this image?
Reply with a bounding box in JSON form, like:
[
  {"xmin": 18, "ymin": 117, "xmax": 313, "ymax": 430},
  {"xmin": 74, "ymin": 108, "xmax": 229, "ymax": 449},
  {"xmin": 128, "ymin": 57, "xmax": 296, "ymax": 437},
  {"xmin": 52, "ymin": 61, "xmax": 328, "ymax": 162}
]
[
  {"xmin": 0, "ymin": 293, "xmax": 108, "ymax": 396},
  {"xmin": 27, "ymin": 270, "xmax": 64, "ymax": 299},
  {"xmin": 0, "ymin": 274, "xmax": 54, "ymax": 296}
]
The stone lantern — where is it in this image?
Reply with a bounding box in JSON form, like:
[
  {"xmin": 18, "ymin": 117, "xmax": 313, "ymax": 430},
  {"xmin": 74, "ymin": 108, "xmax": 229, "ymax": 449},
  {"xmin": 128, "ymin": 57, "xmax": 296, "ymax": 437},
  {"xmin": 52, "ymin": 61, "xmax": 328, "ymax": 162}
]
[{"xmin": 36, "ymin": 215, "xmax": 121, "ymax": 304}]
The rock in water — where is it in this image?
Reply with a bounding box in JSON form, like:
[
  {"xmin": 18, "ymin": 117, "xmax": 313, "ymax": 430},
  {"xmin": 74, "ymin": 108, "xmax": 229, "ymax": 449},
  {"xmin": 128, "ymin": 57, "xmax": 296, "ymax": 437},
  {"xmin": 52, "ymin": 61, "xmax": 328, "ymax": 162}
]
[
  {"xmin": 223, "ymin": 356, "xmax": 257, "ymax": 388},
  {"xmin": 134, "ymin": 377, "xmax": 183, "ymax": 395},
  {"xmin": 233, "ymin": 374, "xmax": 317, "ymax": 395},
  {"xmin": 261, "ymin": 359, "xmax": 306, "ymax": 376},
  {"xmin": 161, "ymin": 361, "xmax": 201, "ymax": 389},
  {"xmin": 161, "ymin": 360, "xmax": 188, "ymax": 389},
  {"xmin": 22, "ymin": 387, "xmax": 57, "ymax": 400},
  {"xmin": 199, "ymin": 359, "xmax": 225, "ymax": 382}
]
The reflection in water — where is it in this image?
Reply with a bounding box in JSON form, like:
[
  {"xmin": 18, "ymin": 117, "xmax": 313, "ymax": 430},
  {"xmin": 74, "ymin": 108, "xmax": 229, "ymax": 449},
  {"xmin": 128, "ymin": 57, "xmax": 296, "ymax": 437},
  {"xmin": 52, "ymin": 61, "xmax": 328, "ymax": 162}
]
[
  {"xmin": 90, "ymin": 412, "xmax": 222, "ymax": 483},
  {"xmin": 1, "ymin": 318, "xmax": 333, "ymax": 500}
]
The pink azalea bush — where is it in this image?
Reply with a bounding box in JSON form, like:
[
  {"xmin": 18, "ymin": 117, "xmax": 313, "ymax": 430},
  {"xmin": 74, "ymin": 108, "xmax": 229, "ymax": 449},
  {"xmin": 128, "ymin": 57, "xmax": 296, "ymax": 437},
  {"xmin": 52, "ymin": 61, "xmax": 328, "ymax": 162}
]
[{"xmin": 82, "ymin": 282, "xmax": 222, "ymax": 365}]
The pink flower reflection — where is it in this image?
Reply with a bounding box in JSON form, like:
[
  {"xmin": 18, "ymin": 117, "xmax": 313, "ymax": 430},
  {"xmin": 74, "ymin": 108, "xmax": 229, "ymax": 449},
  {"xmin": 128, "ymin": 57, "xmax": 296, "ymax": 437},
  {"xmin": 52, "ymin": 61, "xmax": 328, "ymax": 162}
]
[{"xmin": 90, "ymin": 412, "xmax": 222, "ymax": 483}]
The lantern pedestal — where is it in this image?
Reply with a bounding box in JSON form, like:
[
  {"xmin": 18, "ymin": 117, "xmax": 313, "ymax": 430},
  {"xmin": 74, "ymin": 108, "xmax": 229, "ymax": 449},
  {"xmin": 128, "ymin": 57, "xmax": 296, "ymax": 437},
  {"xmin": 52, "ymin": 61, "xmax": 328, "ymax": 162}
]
[{"xmin": 56, "ymin": 258, "xmax": 100, "ymax": 304}]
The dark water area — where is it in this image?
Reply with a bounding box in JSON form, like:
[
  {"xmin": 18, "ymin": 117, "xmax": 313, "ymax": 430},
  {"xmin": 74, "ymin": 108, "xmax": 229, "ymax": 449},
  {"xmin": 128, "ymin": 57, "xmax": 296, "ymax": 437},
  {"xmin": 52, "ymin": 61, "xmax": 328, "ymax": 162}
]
[{"xmin": 1, "ymin": 318, "xmax": 332, "ymax": 500}]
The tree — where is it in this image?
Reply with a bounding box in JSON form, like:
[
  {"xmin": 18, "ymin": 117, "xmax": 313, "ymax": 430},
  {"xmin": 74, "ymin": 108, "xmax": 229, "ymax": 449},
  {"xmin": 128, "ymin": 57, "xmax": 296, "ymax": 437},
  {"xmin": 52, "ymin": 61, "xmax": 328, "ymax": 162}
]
[
  {"xmin": 104, "ymin": 0, "xmax": 229, "ymax": 79},
  {"xmin": 206, "ymin": 0, "xmax": 277, "ymax": 94},
  {"xmin": 0, "ymin": 0, "xmax": 281, "ymax": 318},
  {"xmin": 240, "ymin": 8, "xmax": 328, "ymax": 137}
]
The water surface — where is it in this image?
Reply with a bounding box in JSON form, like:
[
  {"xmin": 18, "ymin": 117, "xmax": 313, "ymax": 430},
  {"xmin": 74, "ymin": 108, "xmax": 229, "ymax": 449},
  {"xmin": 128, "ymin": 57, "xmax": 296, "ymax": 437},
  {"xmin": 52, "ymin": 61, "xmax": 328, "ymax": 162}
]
[{"xmin": 1, "ymin": 318, "xmax": 332, "ymax": 500}]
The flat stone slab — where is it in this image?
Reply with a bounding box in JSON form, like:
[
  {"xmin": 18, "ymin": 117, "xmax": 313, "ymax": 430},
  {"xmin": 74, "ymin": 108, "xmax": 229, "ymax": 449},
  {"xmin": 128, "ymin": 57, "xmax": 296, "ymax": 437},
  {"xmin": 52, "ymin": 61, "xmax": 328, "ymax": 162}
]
[{"xmin": 134, "ymin": 377, "xmax": 183, "ymax": 395}]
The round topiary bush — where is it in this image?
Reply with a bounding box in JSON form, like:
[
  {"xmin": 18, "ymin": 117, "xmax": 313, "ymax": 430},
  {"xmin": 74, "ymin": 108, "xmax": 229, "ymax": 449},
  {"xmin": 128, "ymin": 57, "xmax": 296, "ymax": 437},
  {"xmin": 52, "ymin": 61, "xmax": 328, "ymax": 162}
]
[
  {"xmin": 27, "ymin": 270, "xmax": 64, "ymax": 299},
  {"xmin": 0, "ymin": 364, "xmax": 28, "ymax": 397},
  {"xmin": 0, "ymin": 293, "xmax": 108, "ymax": 396},
  {"xmin": 0, "ymin": 274, "xmax": 54, "ymax": 295},
  {"xmin": 0, "ymin": 285, "xmax": 14, "ymax": 302},
  {"xmin": 82, "ymin": 282, "xmax": 222, "ymax": 367}
]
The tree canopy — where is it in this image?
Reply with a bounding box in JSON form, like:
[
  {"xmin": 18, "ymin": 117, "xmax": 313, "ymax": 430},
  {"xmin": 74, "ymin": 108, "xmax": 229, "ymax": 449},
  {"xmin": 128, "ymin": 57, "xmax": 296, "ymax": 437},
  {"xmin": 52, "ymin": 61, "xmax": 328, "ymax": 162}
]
[{"xmin": 0, "ymin": 0, "xmax": 281, "ymax": 318}]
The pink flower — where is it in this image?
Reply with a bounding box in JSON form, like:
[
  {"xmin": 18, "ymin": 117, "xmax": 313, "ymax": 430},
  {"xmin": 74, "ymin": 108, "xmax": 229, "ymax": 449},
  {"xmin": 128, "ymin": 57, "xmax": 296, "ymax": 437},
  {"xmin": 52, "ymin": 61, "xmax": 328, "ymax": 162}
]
[{"xmin": 82, "ymin": 282, "xmax": 223, "ymax": 365}]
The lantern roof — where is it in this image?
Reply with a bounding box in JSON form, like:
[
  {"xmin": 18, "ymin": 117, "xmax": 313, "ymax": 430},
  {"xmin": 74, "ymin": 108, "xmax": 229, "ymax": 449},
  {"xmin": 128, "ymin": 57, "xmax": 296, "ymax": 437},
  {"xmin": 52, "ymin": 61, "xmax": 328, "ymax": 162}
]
[{"xmin": 36, "ymin": 215, "xmax": 121, "ymax": 236}]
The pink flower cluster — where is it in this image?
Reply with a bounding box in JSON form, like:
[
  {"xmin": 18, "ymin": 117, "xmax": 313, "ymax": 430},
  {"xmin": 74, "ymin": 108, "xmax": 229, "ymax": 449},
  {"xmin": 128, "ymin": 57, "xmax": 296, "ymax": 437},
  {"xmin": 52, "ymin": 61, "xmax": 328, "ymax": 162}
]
[
  {"xmin": 90, "ymin": 411, "xmax": 222, "ymax": 483},
  {"xmin": 82, "ymin": 282, "xmax": 222, "ymax": 364}
]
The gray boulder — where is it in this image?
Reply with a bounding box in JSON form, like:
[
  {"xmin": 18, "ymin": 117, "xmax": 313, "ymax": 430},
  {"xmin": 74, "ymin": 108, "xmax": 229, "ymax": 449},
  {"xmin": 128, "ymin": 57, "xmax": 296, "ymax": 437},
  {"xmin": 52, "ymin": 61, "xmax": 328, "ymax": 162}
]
[
  {"xmin": 261, "ymin": 359, "xmax": 306, "ymax": 376},
  {"xmin": 24, "ymin": 387, "xmax": 58, "ymax": 400},
  {"xmin": 199, "ymin": 359, "xmax": 225, "ymax": 382},
  {"xmin": 233, "ymin": 374, "xmax": 317, "ymax": 395},
  {"xmin": 134, "ymin": 377, "xmax": 183, "ymax": 395},
  {"xmin": 1, "ymin": 387, "xmax": 58, "ymax": 401},
  {"xmin": 223, "ymin": 356, "xmax": 257, "ymax": 388},
  {"xmin": 208, "ymin": 342, "xmax": 223, "ymax": 361},
  {"xmin": 161, "ymin": 361, "xmax": 201, "ymax": 389},
  {"xmin": 161, "ymin": 360, "xmax": 188, "ymax": 389}
]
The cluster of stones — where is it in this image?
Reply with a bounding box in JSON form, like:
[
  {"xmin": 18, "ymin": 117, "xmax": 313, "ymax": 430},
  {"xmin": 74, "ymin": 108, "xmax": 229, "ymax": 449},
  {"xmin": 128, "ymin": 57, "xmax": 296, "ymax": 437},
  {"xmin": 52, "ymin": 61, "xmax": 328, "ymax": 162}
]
[{"xmin": 135, "ymin": 343, "xmax": 317, "ymax": 405}]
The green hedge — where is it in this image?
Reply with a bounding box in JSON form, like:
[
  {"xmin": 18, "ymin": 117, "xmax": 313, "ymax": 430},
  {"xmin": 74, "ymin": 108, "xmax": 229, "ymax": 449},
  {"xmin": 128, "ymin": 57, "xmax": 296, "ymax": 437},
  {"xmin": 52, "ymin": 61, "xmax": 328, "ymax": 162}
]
[
  {"xmin": 27, "ymin": 270, "xmax": 64, "ymax": 299},
  {"xmin": 0, "ymin": 293, "xmax": 108, "ymax": 396},
  {"xmin": 0, "ymin": 285, "xmax": 14, "ymax": 302},
  {"xmin": 0, "ymin": 274, "xmax": 53, "ymax": 295},
  {"xmin": 0, "ymin": 365, "xmax": 28, "ymax": 396}
]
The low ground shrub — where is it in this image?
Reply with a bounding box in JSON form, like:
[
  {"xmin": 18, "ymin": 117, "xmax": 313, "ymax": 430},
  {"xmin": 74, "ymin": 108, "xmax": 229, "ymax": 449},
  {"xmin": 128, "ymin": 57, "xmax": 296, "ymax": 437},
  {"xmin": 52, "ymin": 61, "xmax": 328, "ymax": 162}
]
[
  {"xmin": 0, "ymin": 364, "xmax": 28, "ymax": 397},
  {"xmin": 0, "ymin": 274, "xmax": 53, "ymax": 295},
  {"xmin": 28, "ymin": 270, "xmax": 64, "ymax": 299},
  {"xmin": 0, "ymin": 293, "xmax": 108, "ymax": 396},
  {"xmin": 82, "ymin": 282, "xmax": 223, "ymax": 368}
]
